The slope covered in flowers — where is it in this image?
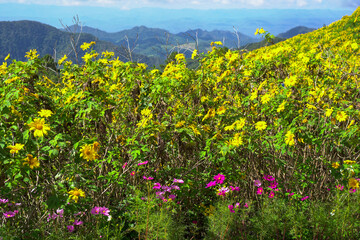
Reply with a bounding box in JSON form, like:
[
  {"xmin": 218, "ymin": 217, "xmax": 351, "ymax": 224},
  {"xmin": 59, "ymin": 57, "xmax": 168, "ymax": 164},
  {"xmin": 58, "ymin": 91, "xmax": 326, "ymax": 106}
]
[{"xmin": 0, "ymin": 7, "xmax": 360, "ymax": 239}]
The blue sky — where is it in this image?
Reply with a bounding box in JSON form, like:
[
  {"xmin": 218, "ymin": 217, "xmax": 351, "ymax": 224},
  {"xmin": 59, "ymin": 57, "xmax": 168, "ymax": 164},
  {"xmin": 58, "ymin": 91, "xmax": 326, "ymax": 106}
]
[{"xmin": 0, "ymin": 0, "xmax": 359, "ymax": 9}]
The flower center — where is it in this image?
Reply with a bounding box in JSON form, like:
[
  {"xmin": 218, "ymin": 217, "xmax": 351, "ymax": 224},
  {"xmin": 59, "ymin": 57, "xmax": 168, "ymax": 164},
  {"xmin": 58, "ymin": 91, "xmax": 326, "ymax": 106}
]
[{"xmin": 35, "ymin": 123, "xmax": 43, "ymax": 130}]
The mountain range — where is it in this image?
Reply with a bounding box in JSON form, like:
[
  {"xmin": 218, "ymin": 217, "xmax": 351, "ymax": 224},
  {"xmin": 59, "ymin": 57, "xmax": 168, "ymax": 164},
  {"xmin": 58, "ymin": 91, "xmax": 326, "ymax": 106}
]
[{"xmin": 0, "ymin": 20, "xmax": 316, "ymax": 66}]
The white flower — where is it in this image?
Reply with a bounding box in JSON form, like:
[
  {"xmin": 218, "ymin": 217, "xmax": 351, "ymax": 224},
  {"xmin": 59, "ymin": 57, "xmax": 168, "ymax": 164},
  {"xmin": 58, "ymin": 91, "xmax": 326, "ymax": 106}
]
[{"xmin": 107, "ymin": 215, "xmax": 112, "ymax": 221}]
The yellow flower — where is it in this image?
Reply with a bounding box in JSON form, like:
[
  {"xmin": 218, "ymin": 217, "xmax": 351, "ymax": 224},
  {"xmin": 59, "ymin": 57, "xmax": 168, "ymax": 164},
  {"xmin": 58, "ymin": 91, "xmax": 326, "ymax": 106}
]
[
  {"xmin": 210, "ymin": 41, "xmax": 223, "ymax": 46},
  {"xmin": 80, "ymin": 142, "xmax": 100, "ymax": 161},
  {"xmin": 217, "ymin": 106, "xmax": 226, "ymax": 115},
  {"xmin": 277, "ymin": 101, "xmax": 286, "ymax": 113},
  {"xmin": 284, "ymin": 76, "xmax": 297, "ymax": 87},
  {"xmin": 175, "ymin": 53, "xmax": 185, "ymax": 62},
  {"xmin": 189, "ymin": 124, "xmax": 201, "ymax": 135},
  {"xmin": 80, "ymin": 41, "xmax": 96, "ymax": 51},
  {"xmin": 28, "ymin": 118, "xmax": 51, "ymax": 138},
  {"xmin": 344, "ymin": 160, "xmax": 356, "ymax": 165},
  {"xmin": 202, "ymin": 108, "xmax": 216, "ymax": 121},
  {"xmin": 254, "ymin": 28, "xmax": 259, "ymax": 35},
  {"xmin": 191, "ymin": 49, "xmax": 198, "ymax": 59},
  {"xmin": 348, "ymin": 178, "xmax": 359, "ymax": 189},
  {"xmin": 234, "ymin": 118, "xmax": 246, "ymax": 130},
  {"xmin": 285, "ymin": 130, "xmax": 295, "ymax": 146},
  {"xmin": 68, "ymin": 187, "xmax": 85, "ymax": 203},
  {"xmin": 250, "ymin": 90, "xmax": 258, "ymax": 101},
  {"xmin": 228, "ymin": 133, "xmax": 243, "ymax": 147},
  {"xmin": 23, "ymin": 154, "xmax": 40, "ymax": 169},
  {"xmin": 325, "ymin": 108, "xmax": 333, "ymax": 117},
  {"xmin": 4, "ymin": 53, "xmax": 10, "ymax": 61},
  {"xmin": 259, "ymin": 28, "xmax": 266, "ymax": 34},
  {"xmin": 255, "ymin": 121, "xmax": 267, "ymax": 131},
  {"xmin": 336, "ymin": 111, "xmax": 348, "ymax": 122},
  {"xmin": 261, "ymin": 94, "xmax": 271, "ymax": 104},
  {"xmin": 58, "ymin": 55, "xmax": 67, "ymax": 65},
  {"xmin": 7, "ymin": 143, "xmax": 24, "ymax": 154},
  {"xmin": 175, "ymin": 121, "xmax": 185, "ymax": 128},
  {"xmin": 25, "ymin": 49, "xmax": 39, "ymax": 60},
  {"xmin": 38, "ymin": 109, "xmax": 53, "ymax": 118},
  {"xmin": 332, "ymin": 162, "xmax": 340, "ymax": 169}
]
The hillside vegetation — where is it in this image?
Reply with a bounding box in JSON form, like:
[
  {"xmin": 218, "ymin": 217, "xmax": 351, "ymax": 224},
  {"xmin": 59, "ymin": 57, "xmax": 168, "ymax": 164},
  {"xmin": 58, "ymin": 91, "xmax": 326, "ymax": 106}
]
[{"xmin": 0, "ymin": 8, "xmax": 360, "ymax": 239}]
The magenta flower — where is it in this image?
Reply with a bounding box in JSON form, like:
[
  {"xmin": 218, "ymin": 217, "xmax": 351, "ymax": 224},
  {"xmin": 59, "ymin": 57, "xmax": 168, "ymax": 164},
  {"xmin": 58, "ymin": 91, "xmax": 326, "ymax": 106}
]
[
  {"xmin": 14, "ymin": 210, "xmax": 19, "ymax": 214},
  {"xmin": 301, "ymin": 196, "xmax": 309, "ymax": 201},
  {"xmin": 100, "ymin": 207, "xmax": 110, "ymax": 216},
  {"xmin": 171, "ymin": 185, "xmax": 180, "ymax": 190},
  {"xmin": 349, "ymin": 189, "xmax": 357, "ymax": 193},
  {"xmin": 288, "ymin": 192, "xmax": 295, "ymax": 197},
  {"xmin": 153, "ymin": 182, "xmax": 161, "ymax": 189},
  {"xmin": 263, "ymin": 175, "xmax": 275, "ymax": 181},
  {"xmin": 168, "ymin": 194, "xmax": 177, "ymax": 200},
  {"xmin": 217, "ymin": 187, "xmax": 230, "ymax": 196},
  {"xmin": 173, "ymin": 178, "xmax": 184, "ymax": 183},
  {"xmin": 162, "ymin": 186, "xmax": 172, "ymax": 192},
  {"xmin": 74, "ymin": 219, "xmax": 83, "ymax": 225},
  {"xmin": 74, "ymin": 211, "xmax": 84, "ymax": 216},
  {"xmin": 67, "ymin": 225, "xmax": 75, "ymax": 232},
  {"xmin": 214, "ymin": 174, "xmax": 225, "ymax": 184},
  {"xmin": 156, "ymin": 191, "xmax": 165, "ymax": 199},
  {"xmin": 205, "ymin": 181, "xmax": 217, "ymax": 188},
  {"xmin": 256, "ymin": 187, "xmax": 263, "ymax": 195},
  {"xmin": 3, "ymin": 211, "xmax": 15, "ymax": 218},
  {"xmin": 91, "ymin": 207, "xmax": 101, "ymax": 215},
  {"xmin": 254, "ymin": 180, "xmax": 261, "ymax": 187},
  {"xmin": 244, "ymin": 203, "xmax": 249, "ymax": 208},
  {"xmin": 336, "ymin": 185, "xmax": 344, "ymax": 191},
  {"xmin": 235, "ymin": 202, "xmax": 240, "ymax": 208},
  {"xmin": 56, "ymin": 209, "xmax": 64, "ymax": 217},
  {"xmin": 269, "ymin": 191, "xmax": 275, "ymax": 198},
  {"xmin": 122, "ymin": 162, "xmax": 128, "ymax": 169},
  {"xmin": 138, "ymin": 161, "xmax": 148, "ymax": 166},
  {"xmin": 230, "ymin": 186, "xmax": 240, "ymax": 191},
  {"xmin": 143, "ymin": 176, "xmax": 154, "ymax": 180},
  {"xmin": 0, "ymin": 199, "xmax": 9, "ymax": 204},
  {"xmin": 269, "ymin": 181, "xmax": 278, "ymax": 189},
  {"xmin": 228, "ymin": 205, "xmax": 235, "ymax": 213}
]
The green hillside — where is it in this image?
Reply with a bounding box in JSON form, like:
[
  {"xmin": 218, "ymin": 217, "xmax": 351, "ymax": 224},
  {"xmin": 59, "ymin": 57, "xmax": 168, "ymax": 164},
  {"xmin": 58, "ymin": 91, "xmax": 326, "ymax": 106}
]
[{"xmin": 1, "ymin": 8, "xmax": 360, "ymax": 240}]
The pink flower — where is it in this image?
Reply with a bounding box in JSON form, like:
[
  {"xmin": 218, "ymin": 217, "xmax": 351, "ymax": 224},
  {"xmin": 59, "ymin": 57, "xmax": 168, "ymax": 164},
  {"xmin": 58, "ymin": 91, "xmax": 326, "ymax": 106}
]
[
  {"xmin": 244, "ymin": 203, "xmax": 249, "ymax": 208},
  {"xmin": 74, "ymin": 219, "xmax": 83, "ymax": 225},
  {"xmin": 205, "ymin": 181, "xmax": 217, "ymax": 188},
  {"xmin": 217, "ymin": 187, "xmax": 230, "ymax": 196},
  {"xmin": 91, "ymin": 207, "xmax": 100, "ymax": 215},
  {"xmin": 162, "ymin": 186, "xmax": 172, "ymax": 192},
  {"xmin": 228, "ymin": 205, "xmax": 235, "ymax": 213},
  {"xmin": 169, "ymin": 194, "xmax": 176, "ymax": 200},
  {"xmin": 254, "ymin": 180, "xmax": 261, "ymax": 187},
  {"xmin": 100, "ymin": 207, "xmax": 110, "ymax": 216},
  {"xmin": 3, "ymin": 211, "xmax": 15, "ymax": 218},
  {"xmin": 56, "ymin": 209, "xmax": 64, "ymax": 217},
  {"xmin": 269, "ymin": 191, "xmax": 275, "ymax": 198},
  {"xmin": 336, "ymin": 185, "xmax": 344, "ymax": 191},
  {"xmin": 130, "ymin": 171, "xmax": 135, "ymax": 176},
  {"xmin": 67, "ymin": 225, "xmax": 75, "ymax": 232},
  {"xmin": 289, "ymin": 192, "xmax": 295, "ymax": 197},
  {"xmin": 0, "ymin": 199, "xmax": 9, "ymax": 204},
  {"xmin": 230, "ymin": 186, "xmax": 240, "ymax": 191},
  {"xmin": 138, "ymin": 161, "xmax": 148, "ymax": 166},
  {"xmin": 235, "ymin": 202, "xmax": 241, "ymax": 208},
  {"xmin": 171, "ymin": 185, "xmax": 180, "ymax": 190},
  {"xmin": 256, "ymin": 187, "xmax": 263, "ymax": 195},
  {"xmin": 122, "ymin": 162, "xmax": 128, "ymax": 169},
  {"xmin": 143, "ymin": 176, "xmax": 154, "ymax": 180},
  {"xmin": 214, "ymin": 174, "xmax": 225, "ymax": 184},
  {"xmin": 153, "ymin": 183, "xmax": 161, "ymax": 189},
  {"xmin": 349, "ymin": 189, "xmax": 357, "ymax": 193},
  {"xmin": 173, "ymin": 178, "xmax": 184, "ymax": 183},
  {"xmin": 269, "ymin": 181, "xmax": 278, "ymax": 189},
  {"xmin": 301, "ymin": 196, "xmax": 309, "ymax": 201},
  {"xmin": 263, "ymin": 175, "xmax": 275, "ymax": 181}
]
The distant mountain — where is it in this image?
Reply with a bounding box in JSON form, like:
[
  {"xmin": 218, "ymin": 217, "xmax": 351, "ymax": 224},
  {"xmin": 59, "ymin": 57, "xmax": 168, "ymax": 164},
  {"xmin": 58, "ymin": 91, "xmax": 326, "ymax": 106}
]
[
  {"xmin": 66, "ymin": 25, "xmax": 257, "ymax": 61},
  {"xmin": 0, "ymin": 21, "xmax": 161, "ymax": 66},
  {"xmin": 277, "ymin": 26, "xmax": 316, "ymax": 39}
]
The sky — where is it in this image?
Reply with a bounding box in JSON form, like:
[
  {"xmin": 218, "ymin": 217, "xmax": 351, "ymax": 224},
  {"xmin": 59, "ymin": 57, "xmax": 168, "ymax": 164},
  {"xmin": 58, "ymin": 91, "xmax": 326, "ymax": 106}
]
[{"xmin": 0, "ymin": 0, "xmax": 359, "ymax": 9}]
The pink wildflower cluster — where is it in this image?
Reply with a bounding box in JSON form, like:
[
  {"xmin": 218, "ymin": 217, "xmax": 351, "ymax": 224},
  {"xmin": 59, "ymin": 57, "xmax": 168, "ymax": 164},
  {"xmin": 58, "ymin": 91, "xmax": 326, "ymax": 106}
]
[
  {"xmin": 153, "ymin": 178, "xmax": 183, "ymax": 202},
  {"xmin": 228, "ymin": 202, "xmax": 249, "ymax": 213},
  {"xmin": 91, "ymin": 206, "xmax": 110, "ymax": 216},
  {"xmin": 47, "ymin": 209, "xmax": 64, "ymax": 221},
  {"xmin": 254, "ymin": 175, "xmax": 278, "ymax": 199},
  {"xmin": 1, "ymin": 198, "xmax": 21, "ymax": 219},
  {"xmin": 205, "ymin": 174, "xmax": 240, "ymax": 197}
]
